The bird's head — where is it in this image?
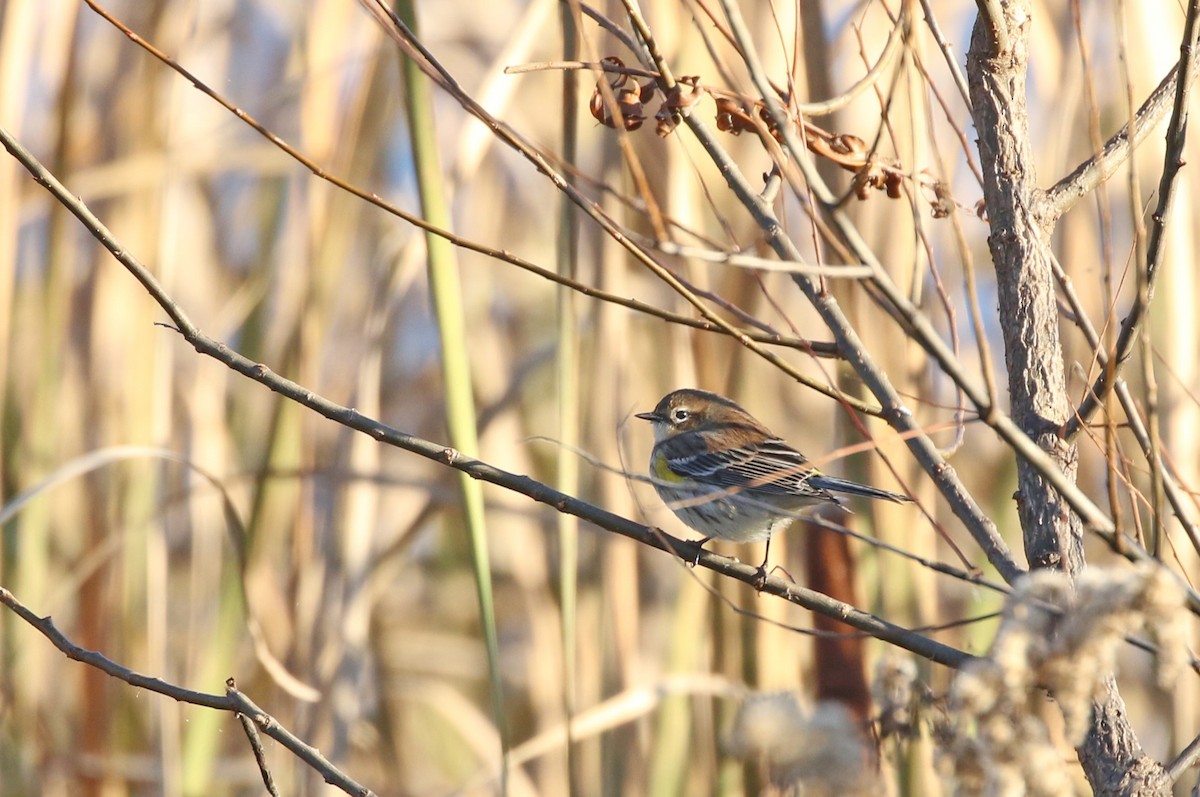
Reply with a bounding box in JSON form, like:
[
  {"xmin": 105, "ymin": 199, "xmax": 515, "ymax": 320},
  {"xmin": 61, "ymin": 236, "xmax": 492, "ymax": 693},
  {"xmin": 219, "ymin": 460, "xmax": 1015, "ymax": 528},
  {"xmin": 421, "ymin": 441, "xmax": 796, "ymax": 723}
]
[{"xmin": 636, "ymin": 389, "xmax": 753, "ymax": 440}]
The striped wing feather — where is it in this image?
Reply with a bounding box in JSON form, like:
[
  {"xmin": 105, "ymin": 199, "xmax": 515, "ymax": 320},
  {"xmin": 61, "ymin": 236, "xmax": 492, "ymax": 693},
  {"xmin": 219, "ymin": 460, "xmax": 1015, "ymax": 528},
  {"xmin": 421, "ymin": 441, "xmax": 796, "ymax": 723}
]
[{"xmin": 658, "ymin": 435, "xmax": 835, "ymax": 501}]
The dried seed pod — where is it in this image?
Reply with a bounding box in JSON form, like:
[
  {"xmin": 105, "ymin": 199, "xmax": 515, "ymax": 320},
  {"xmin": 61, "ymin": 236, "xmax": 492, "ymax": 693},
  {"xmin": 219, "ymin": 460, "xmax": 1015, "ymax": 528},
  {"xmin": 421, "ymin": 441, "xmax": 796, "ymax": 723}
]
[
  {"xmin": 654, "ymin": 78, "xmax": 702, "ymax": 137},
  {"xmin": 616, "ymin": 87, "xmax": 645, "ymax": 131},
  {"xmin": 885, "ymin": 171, "xmax": 903, "ymax": 199},
  {"xmin": 714, "ymin": 97, "xmax": 757, "ymax": 135},
  {"xmin": 589, "ymin": 56, "xmax": 644, "ymax": 130}
]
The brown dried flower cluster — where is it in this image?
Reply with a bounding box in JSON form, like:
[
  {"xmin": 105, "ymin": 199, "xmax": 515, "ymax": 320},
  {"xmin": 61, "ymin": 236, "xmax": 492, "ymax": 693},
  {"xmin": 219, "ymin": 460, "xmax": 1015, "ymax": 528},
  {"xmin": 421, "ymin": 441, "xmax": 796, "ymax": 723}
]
[
  {"xmin": 589, "ymin": 57, "xmax": 953, "ymax": 216},
  {"xmin": 588, "ymin": 57, "xmax": 702, "ymax": 137}
]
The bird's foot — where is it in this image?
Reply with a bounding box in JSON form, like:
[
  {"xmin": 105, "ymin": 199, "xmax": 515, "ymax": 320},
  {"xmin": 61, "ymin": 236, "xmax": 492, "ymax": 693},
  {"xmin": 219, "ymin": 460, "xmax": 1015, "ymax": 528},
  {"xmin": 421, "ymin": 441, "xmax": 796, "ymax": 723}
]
[{"xmin": 752, "ymin": 563, "xmax": 795, "ymax": 590}]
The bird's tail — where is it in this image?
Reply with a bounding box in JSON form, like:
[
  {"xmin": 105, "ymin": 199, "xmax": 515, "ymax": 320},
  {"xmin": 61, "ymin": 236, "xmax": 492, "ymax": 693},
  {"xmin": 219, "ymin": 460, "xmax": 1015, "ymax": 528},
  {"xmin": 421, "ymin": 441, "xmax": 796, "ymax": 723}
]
[{"xmin": 808, "ymin": 474, "xmax": 911, "ymax": 504}]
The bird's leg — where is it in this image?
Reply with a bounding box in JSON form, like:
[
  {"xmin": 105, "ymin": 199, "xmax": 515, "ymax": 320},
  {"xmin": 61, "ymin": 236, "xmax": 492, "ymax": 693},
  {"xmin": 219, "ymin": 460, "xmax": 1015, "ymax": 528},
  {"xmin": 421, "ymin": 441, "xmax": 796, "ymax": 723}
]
[
  {"xmin": 752, "ymin": 539, "xmax": 772, "ymax": 589},
  {"xmin": 686, "ymin": 536, "xmax": 711, "ymax": 567}
]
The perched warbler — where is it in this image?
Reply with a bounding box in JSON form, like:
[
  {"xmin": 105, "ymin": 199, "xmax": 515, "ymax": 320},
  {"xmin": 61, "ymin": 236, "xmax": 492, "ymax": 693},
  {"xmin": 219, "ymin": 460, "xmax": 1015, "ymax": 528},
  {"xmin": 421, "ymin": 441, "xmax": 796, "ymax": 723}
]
[{"xmin": 637, "ymin": 388, "xmax": 911, "ymax": 581}]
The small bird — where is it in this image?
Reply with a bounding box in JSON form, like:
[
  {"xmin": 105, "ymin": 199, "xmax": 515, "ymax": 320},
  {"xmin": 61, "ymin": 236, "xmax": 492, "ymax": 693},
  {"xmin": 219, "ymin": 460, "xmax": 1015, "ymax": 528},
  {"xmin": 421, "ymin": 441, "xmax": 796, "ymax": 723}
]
[{"xmin": 636, "ymin": 388, "xmax": 911, "ymax": 583}]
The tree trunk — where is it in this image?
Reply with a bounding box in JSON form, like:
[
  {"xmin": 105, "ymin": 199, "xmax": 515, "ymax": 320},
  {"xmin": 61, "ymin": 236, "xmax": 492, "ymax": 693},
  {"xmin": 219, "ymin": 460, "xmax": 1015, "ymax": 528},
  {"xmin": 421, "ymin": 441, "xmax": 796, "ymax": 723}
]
[{"xmin": 966, "ymin": 3, "xmax": 1168, "ymax": 794}]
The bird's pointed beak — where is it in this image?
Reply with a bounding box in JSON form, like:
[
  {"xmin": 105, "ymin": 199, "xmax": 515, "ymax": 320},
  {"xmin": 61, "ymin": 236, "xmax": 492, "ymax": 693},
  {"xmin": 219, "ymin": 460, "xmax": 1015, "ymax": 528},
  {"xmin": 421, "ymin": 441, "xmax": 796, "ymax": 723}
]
[{"xmin": 635, "ymin": 410, "xmax": 662, "ymax": 422}]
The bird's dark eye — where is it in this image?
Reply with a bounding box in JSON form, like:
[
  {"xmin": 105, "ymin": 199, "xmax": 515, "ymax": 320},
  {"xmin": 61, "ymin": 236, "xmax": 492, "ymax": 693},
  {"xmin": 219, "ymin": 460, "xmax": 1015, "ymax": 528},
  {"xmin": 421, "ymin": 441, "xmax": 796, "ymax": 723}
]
[{"xmin": 671, "ymin": 408, "xmax": 690, "ymax": 423}]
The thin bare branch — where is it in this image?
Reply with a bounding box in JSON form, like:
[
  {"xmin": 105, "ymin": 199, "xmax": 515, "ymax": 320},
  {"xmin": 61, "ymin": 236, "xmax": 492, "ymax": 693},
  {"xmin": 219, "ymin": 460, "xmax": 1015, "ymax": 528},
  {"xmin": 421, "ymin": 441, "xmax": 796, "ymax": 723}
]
[
  {"xmin": 654, "ymin": 0, "xmax": 1200, "ymax": 607},
  {"xmin": 1168, "ymin": 731, "xmax": 1200, "ymax": 782},
  {"xmin": 1047, "ymin": 251, "xmax": 1200, "ymax": 557},
  {"xmin": 231, "ymin": 680, "xmax": 283, "ymax": 797},
  {"xmin": 1045, "ymin": 45, "xmax": 1200, "ymax": 220},
  {"xmin": 0, "ymin": 123, "xmax": 973, "ymax": 668},
  {"xmin": 1064, "ymin": 2, "xmax": 1200, "ymax": 438},
  {"xmin": 75, "ymin": 0, "xmax": 846, "ymax": 365},
  {"xmin": 705, "ymin": 0, "xmax": 1026, "ymax": 580},
  {"xmin": 0, "ymin": 587, "xmax": 376, "ymax": 797},
  {"xmin": 85, "ymin": 0, "xmax": 883, "ymax": 413}
]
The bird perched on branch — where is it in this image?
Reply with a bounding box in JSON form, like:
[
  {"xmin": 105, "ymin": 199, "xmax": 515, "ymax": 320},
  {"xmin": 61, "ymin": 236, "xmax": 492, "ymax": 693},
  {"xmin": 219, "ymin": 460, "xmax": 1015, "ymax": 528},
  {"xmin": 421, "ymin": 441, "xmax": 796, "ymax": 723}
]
[{"xmin": 637, "ymin": 388, "xmax": 910, "ymax": 585}]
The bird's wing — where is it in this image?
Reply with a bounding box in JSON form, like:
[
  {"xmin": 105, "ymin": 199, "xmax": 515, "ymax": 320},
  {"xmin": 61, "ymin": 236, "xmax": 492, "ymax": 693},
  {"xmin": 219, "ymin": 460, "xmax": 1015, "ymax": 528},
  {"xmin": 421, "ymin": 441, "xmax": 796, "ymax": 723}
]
[{"xmin": 659, "ymin": 436, "xmax": 835, "ymax": 499}]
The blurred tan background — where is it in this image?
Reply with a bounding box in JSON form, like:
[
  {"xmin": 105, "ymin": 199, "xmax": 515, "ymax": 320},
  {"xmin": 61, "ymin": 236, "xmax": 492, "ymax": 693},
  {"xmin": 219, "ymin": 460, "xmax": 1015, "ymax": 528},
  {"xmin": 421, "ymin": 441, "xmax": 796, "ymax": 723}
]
[{"xmin": 0, "ymin": 0, "xmax": 1197, "ymax": 794}]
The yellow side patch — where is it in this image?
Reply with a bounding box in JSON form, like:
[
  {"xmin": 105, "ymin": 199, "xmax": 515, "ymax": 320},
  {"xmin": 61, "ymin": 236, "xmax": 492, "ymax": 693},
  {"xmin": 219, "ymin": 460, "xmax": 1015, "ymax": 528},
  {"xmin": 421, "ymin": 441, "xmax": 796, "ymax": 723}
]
[{"xmin": 651, "ymin": 451, "xmax": 687, "ymax": 483}]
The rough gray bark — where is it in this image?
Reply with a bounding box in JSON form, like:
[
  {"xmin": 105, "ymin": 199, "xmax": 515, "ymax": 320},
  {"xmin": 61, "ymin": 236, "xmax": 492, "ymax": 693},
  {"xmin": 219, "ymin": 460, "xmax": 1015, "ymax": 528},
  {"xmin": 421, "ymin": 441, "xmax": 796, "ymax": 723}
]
[
  {"xmin": 967, "ymin": 6, "xmax": 1084, "ymax": 577},
  {"xmin": 966, "ymin": 4, "xmax": 1168, "ymax": 795},
  {"xmin": 1078, "ymin": 679, "xmax": 1172, "ymax": 797}
]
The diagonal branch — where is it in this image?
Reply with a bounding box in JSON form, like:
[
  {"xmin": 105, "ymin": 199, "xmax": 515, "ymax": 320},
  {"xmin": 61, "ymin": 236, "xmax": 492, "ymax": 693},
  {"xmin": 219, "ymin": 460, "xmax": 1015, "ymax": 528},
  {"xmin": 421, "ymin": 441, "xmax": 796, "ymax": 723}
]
[
  {"xmin": 702, "ymin": 0, "xmax": 1200, "ymax": 596},
  {"xmin": 1044, "ymin": 46, "xmax": 1200, "ymax": 221},
  {"xmin": 82, "ymin": 0, "xmax": 878, "ymax": 415},
  {"xmin": 639, "ymin": 0, "xmax": 1025, "ymax": 583},
  {"xmin": 1048, "ymin": 255, "xmax": 1200, "ymax": 556},
  {"xmin": 0, "ymin": 587, "xmax": 377, "ymax": 797},
  {"xmin": 0, "ymin": 124, "xmax": 973, "ymax": 670},
  {"xmin": 1062, "ymin": 1, "xmax": 1200, "ymax": 439}
]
